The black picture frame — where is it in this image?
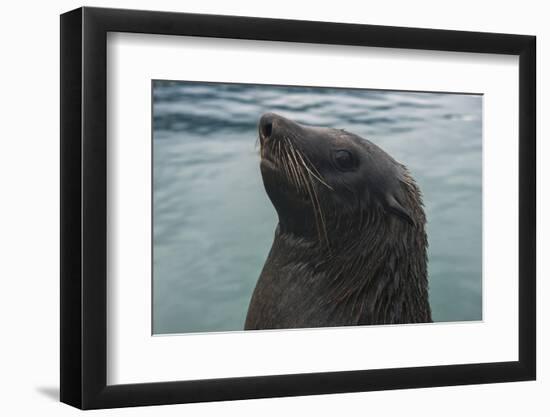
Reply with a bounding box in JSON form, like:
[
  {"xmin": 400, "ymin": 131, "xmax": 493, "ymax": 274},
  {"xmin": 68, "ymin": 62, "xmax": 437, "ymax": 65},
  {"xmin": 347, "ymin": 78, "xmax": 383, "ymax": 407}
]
[{"xmin": 60, "ymin": 6, "xmax": 536, "ymax": 410}]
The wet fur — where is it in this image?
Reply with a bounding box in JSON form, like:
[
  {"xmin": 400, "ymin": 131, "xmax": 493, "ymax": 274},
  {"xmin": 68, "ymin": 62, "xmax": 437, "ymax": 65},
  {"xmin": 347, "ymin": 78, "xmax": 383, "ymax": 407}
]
[{"xmin": 245, "ymin": 114, "xmax": 431, "ymax": 329}]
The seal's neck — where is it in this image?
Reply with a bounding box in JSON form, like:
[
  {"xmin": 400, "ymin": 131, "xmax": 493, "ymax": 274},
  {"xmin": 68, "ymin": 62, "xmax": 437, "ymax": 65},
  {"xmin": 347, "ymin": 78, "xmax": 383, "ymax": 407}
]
[{"xmin": 272, "ymin": 209, "xmax": 431, "ymax": 325}]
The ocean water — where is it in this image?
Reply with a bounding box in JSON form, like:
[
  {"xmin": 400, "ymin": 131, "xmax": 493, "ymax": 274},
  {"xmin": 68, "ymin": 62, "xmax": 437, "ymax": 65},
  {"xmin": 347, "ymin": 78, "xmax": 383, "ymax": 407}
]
[{"xmin": 152, "ymin": 80, "xmax": 482, "ymax": 334}]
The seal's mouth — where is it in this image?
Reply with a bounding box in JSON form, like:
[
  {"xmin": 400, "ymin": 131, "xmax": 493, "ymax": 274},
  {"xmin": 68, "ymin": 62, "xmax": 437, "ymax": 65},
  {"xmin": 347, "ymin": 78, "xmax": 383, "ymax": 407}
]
[
  {"xmin": 259, "ymin": 140, "xmax": 289, "ymax": 174},
  {"xmin": 259, "ymin": 133, "xmax": 302, "ymax": 184},
  {"xmin": 259, "ymin": 137, "xmax": 277, "ymax": 167}
]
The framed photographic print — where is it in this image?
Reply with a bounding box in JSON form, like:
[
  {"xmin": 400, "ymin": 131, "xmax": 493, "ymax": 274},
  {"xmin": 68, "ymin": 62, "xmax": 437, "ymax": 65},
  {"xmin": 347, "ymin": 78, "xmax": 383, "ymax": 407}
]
[{"xmin": 60, "ymin": 6, "xmax": 536, "ymax": 409}]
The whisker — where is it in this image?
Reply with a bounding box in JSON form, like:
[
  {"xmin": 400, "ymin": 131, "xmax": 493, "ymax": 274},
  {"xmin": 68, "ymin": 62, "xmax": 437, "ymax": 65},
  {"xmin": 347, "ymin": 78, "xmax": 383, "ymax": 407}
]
[
  {"xmin": 281, "ymin": 147, "xmax": 292, "ymax": 181},
  {"xmin": 285, "ymin": 138, "xmax": 308, "ymax": 193},
  {"xmin": 307, "ymin": 174, "xmax": 331, "ymax": 250},
  {"xmin": 294, "ymin": 150, "xmax": 334, "ymax": 191},
  {"xmin": 302, "ymin": 152, "xmax": 327, "ymax": 182},
  {"xmin": 284, "ymin": 138, "xmax": 305, "ymax": 191}
]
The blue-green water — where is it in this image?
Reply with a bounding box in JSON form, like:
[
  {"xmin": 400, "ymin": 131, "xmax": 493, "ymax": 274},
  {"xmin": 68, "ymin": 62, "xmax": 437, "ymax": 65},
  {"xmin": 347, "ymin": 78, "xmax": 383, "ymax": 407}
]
[{"xmin": 153, "ymin": 80, "xmax": 482, "ymax": 334}]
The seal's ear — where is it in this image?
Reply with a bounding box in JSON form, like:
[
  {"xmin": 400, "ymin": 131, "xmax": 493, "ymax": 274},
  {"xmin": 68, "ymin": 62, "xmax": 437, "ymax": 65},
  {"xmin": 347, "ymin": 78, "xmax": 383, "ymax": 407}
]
[{"xmin": 385, "ymin": 194, "xmax": 415, "ymax": 226}]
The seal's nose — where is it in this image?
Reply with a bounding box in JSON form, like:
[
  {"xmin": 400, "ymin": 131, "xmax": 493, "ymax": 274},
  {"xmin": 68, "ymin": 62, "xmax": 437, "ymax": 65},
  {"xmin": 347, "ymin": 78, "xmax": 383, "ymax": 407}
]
[{"xmin": 259, "ymin": 113, "xmax": 285, "ymax": 145}]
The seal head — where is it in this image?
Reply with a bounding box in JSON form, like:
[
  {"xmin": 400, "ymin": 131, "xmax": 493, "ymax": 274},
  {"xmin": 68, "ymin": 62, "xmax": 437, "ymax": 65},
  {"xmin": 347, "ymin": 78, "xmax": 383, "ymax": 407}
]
[{"xmin": 246, "ymin": 113, "xmax": 431, "ymax": 329}]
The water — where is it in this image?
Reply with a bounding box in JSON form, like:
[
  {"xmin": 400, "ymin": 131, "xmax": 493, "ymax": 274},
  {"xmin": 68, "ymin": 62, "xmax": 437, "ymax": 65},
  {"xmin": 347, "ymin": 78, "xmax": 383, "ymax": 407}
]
[{"xmin": 153, "ymin": 80, "xmax": 482, "ymax": 334}]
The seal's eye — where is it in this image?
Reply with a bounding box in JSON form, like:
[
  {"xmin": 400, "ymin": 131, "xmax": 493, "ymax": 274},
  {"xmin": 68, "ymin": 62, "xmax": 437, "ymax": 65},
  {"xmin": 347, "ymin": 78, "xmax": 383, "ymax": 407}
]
[{"xmin": 333, "ymin": 149, "xmax": 355, "ymax": 171}]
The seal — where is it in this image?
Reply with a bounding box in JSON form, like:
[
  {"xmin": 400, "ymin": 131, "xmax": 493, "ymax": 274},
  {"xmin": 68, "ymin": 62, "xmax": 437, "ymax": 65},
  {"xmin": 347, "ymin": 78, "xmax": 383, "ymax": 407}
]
[{"xmin": 244, "ymin": 113, "xmax": 431, "ymax": 330}]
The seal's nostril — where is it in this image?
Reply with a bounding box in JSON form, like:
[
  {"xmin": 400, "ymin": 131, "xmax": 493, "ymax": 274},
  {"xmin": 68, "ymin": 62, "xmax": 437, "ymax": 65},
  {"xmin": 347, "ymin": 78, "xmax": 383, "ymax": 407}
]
[
  {"xmin": 262, "ymin": 122, "xmax": 273, "ymax": 139},
  {"xmin": 259, "ymin": 113, "xmax": 283, "ymax": 142}
]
